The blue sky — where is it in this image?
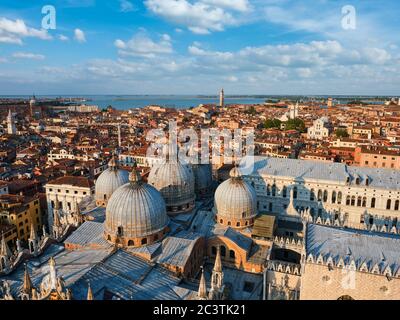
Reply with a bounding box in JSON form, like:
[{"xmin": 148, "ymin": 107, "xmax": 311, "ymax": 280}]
[{"xmin": 0, "ymin": 0, "xmax": 399, "ymax": 95}]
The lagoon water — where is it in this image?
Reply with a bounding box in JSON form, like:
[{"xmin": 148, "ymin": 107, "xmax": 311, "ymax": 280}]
[
  {"xmin": 81, "ymin": 95, "xmax": 267, "ymax": 109},
  {"xmin": 0, "ymin": 95, "xmax": 266, "ymax": 110}
]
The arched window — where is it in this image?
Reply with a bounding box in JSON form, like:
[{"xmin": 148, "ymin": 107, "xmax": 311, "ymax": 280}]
[
  {"xmin": 337, "ymin": 192, "xmax": 342, "ymax": 204},
  {"xmin": 267, "ymin": 184, "xmax": 271, "ymax": 196},
  {"xmin": 317, "ymin": 190, "xmax": 323, "ymax": 201},
  {"xmin": 357, "ymin": 196, "xmax": 362, "ymax": 207},
  {"xmin": 371, "ymin": 197, "xmax": 376, "ymax": 208},
  {"xmin": 310, "ymin": 189, "xmax": 315, "ymax": 201},
  {"xmin": 351, "ymin": 196, "xmax": 355, "ymax": 206},
  {"xmin": 331, "ymin": 191, "xmax": 337, "ymax": 204},
  {"xmin": 395, "ymin": 200, "xmax": 400, "ymax": 211},
  {"xmin": 117, "ymin": 226, "xmax": 123, "ymax": 236},
  {"xmin": 346, "ymin": 196, "xmax": 351, "ymax": 206},
  {"xmin": 272, "ymin": 185, "xmax": 276, "ymax": 197},
  {"xmin": 282, "ymin": 186, "xmax": 287, "ymax": 198},
  {"xmin": 387, "ymin": 199, "xmax": 392, "ymax": 210},
  {"xmin": 355, "ymin": 178, "xmax": 360, "ymax": 185},
  {"xmin": 107, "ymin": 235, "xmax": 111, "ymax": 241},
  {"xmin": 228, "ymin": 221, "xmax": 231, "ymax": 226},
  {"xmin": 236, "ymin": 222, "xmax": 240, "ymax": 227},
  {"xmin": 211, "ymin": 246, "xmax": 217, "ymax": 256},
  {"xmin": 323, "ymin": 190, "xmax": 328, "ymax": 203},
  {"xmin": 128, "ymin": 240, "xmax": 134, "ymax": 246},
  {"xmin": 229, "ymin": 250, "xmax": 235, "ymax": 259},
  {"xmin": 220, "ymin": 246, "xmax": 226, "ymax": 257},
  {"xmin": 369, "ymin": 216, "xmax": 374, "ymax": 225},
  {"xmin": 141, "ymin": 238, "xmax": 147, "ymax": 245},
  {"xmin": 220, "ymin": 219, "xmax": 223, "ymax": 224},
  {"xmin": 362, "ymin": 197, "xmax": 367, "ymax": 207},
  {"xmin": 338, "ymin": 295, "xmax": 354, "ymax": 300},
  {"xmin": 293, "ymin": 186, "xmax": 298, "ymax": 199}
]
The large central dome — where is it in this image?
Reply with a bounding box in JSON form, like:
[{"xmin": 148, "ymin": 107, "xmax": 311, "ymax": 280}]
[
  {"xmin": 148, "ymin": 156, "xmax": 195, "ymax": 216},
  {"xmin": 104, "ymin": 168, "xmax": 169, "ymax": 247},
  {"xmin": 213, "ymin": 166, "xmax": 258, "ymax": 229},
  {"xmin": 95, "ymin": 157, "xmax": 129, "ymax": 207}
]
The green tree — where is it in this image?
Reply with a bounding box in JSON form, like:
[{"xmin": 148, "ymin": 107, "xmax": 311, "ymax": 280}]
[
  {"xmin": 245, "ymin": 106, "xmax": 257, "ymax": 115},
  {"xmin": 264, "ymin": 118, "xmax": 282, "ymax": 129},
  {"xmin": 285, "ymin": 118, "xmax": 306, "ymax": 132},
  {"xmin": 335, "ymin": 128, "xmax": 349, "ymax": 138}
]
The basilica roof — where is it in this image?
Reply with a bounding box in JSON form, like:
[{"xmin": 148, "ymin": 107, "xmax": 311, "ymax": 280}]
[
  {"xmin": 244, "ymin": 156, "xmax": 400, "ymax": 190},
  {"xmin": 307, "ymin": 224, "xmax": 400, "ymax": 272}
]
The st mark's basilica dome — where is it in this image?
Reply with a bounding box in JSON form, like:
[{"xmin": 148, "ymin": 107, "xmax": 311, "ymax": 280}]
[
  {"xmin": 148, "ymin": 156, "xmax": 195, "ymax": 216},
  {"xmin": 213, "ymin": 166, "xmax": 258, "ymax": 229},
  {"xmin": 104, "ymin": 168, "xmax": 169, "ymax": 247},
  {"xmin": 95, "ymin": 157, "xmax": 129, "ymax": 207}
]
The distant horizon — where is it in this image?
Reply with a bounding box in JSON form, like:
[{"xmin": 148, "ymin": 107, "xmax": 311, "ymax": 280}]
[{"xmin": 1, "ymin": 94, "xmax": 399, "ymax": 98}]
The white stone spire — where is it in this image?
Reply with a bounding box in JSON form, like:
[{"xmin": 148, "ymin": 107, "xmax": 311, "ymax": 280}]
[
  {"xmin": 0, "ymin": 234, "xmax": 12, "ymax": 273},
  {"xmin": 198, "ymin": 267, "xmax": 207, "ymax": 300},
  {"xmin": 211, "ymin": 246, "xmax": 223, "ymax": 289},
  {"xmin": 0, "ymin": 233, "xmax": 11, "ymax": 258},
  {"xmin": 49, "ymin": 257, "xmax": 58, "ymax": 290},
  {"xmin": 28, "ymin": 224, "xmax": 39, "ymax": 256},
  {"xmin": 7, "ymin": 109, "xmax": 16, "ymax": 135}
]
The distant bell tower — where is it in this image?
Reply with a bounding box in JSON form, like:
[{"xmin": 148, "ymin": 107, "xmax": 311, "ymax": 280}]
[
  {"xmin": 219, "ymin": 88, "xmax": 224, "ymax": 108},
  {"xmin": 7, "ymin": 109, "xmax": 16, "ymax": 135},
  {"xmin": 29, "ymin": 95, "xmax": 36, "ymax": 118}
]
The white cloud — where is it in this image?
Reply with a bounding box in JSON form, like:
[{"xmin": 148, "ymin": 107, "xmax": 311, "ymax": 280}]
[
  {"xmin": 115, "ymin": 33, "xmax": 173, "ymax": 58},
  {"xmin": 12, "ymin": 52, "xmax": 45, "ymax": 60},
  {"xmin": 0, "ymin": 17, "xmax": 51, "ymax": 44},
  {"xmin": 58, "ymin": 34, "xmax": 69, "ymax": 41},
  {"xmin": 145, "ymin": 0, "xmax": 237, "ymax": 34},
  {"xmin": 119, "ymin": 0, "xmax": 136, "ymax": 12},
  {"xmin": 74, "ymin": 28, "xmax": 86, "ymax": 43},
  {"xmin": 224, "ymin": 75, "xmax": 238, "ymax": 82},
  {"xmin": 201, "ymin": 0, "xmax": 250, "ymax": 12}
]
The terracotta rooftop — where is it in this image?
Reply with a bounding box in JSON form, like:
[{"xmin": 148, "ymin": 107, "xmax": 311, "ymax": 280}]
[{"xmin": 47, "ymin": 176, "xmax": 94, "ymax": 188}]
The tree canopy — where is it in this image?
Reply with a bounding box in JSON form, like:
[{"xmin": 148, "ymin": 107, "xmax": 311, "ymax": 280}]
[
  {"xmin": 335, "ymin": 128, "xmax": 349, "ymax": 138},
  {"xmin": 264, "ymin": 118, "xmax": 282, "ymax": 129}
]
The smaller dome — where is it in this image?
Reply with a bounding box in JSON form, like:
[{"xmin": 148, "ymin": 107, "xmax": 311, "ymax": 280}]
[
  {"xmin": 214, "ymin": 167, "xmax": 258, "ymax": 228},
  {"xmin": 95, "ymin": 157, "xmax": 129, "ymax": 207},
  {"xmin": 148, "ymin": 159, "xmax": 195, "ymax": 215}
]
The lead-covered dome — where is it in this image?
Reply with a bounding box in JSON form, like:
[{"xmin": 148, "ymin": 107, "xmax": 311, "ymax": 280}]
[
  {"xmin": 104, "ymin": 169, "xmax": 169, "ymax": 247},
  {"xmin": 148, "ymin": 159, "xmax": 195, "ymax": 215},
  {"xmin": 95, "ymin": 157, "xmax": 129, "ymax": 207},
  {"xmin": 213, "ymin": 167, "xmax": 258, "ymax": 229}
]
